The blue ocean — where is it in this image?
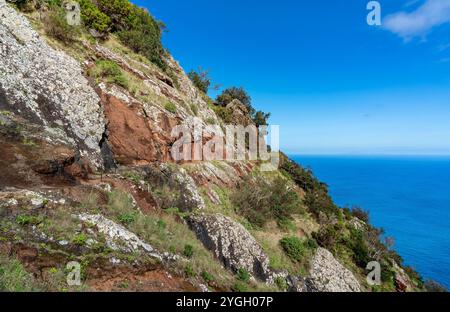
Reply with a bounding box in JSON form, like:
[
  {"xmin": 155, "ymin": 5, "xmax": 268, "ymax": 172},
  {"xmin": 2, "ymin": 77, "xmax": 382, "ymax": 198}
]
[{"xmin": 291, "ymin": 155, "xmax": 450, "ymax": 288}]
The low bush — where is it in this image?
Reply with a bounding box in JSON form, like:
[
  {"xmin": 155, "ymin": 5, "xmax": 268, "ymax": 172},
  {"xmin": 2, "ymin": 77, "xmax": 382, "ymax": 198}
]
[
  {"xmin": 0, "ymin": 256, "xmax": 39, "ymax": 291},
  {"xmin": 232, "ymin": 176, "xmax": 302, "ymax": 228},
  {"xmin": 275, "ymin": 276, "xmax": 288, "ymax": 291},
  {"xmin": 89, "ymin": 60, "xmax": 128, "ymax": 88},
  {"xmin": 184, "ymin": 264, "xmax": 195, "ymax": 278},
  {"xmin": 16, "ymin": 215, "xmax": 43, "ymax": 226},
  {"xmin": 216, "ymin": 87, "xmax": 252, "ymax": 113},
  {"xmin": 232, "ymin": 281, "xmax": 249, "ymax": 292},
  {"xmin": 236, "ymin": 268, "xmax": 251, "ymax": 283},
  {"xmin": 183, "ymin": 244, "xmax": 194, "ymax": 258},
  {"xmin": 351, "ymin": 206, "xmax": 370, "ymax": 223},
  {"xmin": 201, "ymin": 271, "xmax": 215, "ymax": 283},
  {"xmin": 280, "ymin": 236, "xmax": 305, "ymax": 262},
  {"xmin": 164, "ymin": 102, "xmax": 177, "ymax": 114},
  {"xmin": 188, "ymin": 69, "xmax": 211, "ymax": 94},
  {"xmin": 72, "ymin": 233, "xmax": 88, "ymax": 246},
  {"xmin": 118, "ymin": 213, "xmax": 136, "ymax": 225}
]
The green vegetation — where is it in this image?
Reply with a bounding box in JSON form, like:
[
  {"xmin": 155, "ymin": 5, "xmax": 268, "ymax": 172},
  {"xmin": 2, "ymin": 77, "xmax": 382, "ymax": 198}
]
[
  {"xmin": 17, "ymin": 0, "xmax": 167, "ymax": 70},
  {"xmin": 232, "ymin": 282, "xmax": 249, "ymax": 292},
  {"xmin": 275, "ymin": 276, "xmax": 288, "ymax": 291},
  {"xmin": 216, "ymin": 87, "xmax": 252, "ymax": 112},
  {"xmin": 183, "ymin": 244, "xmax": 194, "ymax": 258},
  {"xmin": 118, "ymin": 213, "xmax": 137, "ymax": 225},
  {"xmin": 78, "ymin": 0, "xmax": 111, "ymax": 33},
  {"xmin": 188, "ymin": 69, "xmax": 211, "ymax": 93},
  {"xmin": 0, "ymin": 256, "xmax": 39, "ymax": 291},
  {"xmin": 89, "ymin": 59, "xmax": 128, "ymax": 88},
  {"xmin": 280, "ymin": 236, "xmax": 307, "ymax": 262},
  {"xmin": 101, "ymin": 190, "xmax": 236, "ymax": 288},
  {"xmin": 350, "ymin": 206, "xmax": 370, "ymax": 223},
  {"xmin": 116, "ymin": 5, "xmax": 167, "ymax": 70},
  {"xmin": 184, "ymin": 263, "xmax": 195, "ymax": 278},
  {"xmin": 231, "ymin": 175, "xmax": 303, "ymax": 229},
  {"xmin": 201, "ymin": 271, "xmax": 215, "ymax": 283},
  {"xmin": 236, "ymin": 268, "xmax": 251, "ymax": 283},
  {"xmin": 210, "ymin": 105, "xmax": 233, "ymax": 124},
  {"xmin": 164, "ymin": 101, "xmax": 177, "ymax": 114},
  {"xmin": 215, "ymin": 86, "xmax": 270, "ymax": 126},
  {"xmin": 72, "ymin": 233, "xmax": 88, "ymax": 246},
  {"xmin": 16, "ymin": 215, "xmax": 43, "ymax": 226}
]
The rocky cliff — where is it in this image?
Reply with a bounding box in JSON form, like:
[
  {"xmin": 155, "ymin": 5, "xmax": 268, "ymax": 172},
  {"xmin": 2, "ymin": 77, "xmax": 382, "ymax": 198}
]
[{"xmin": 0, "ymin": 0, "xmax": 423, "ymax": 292}]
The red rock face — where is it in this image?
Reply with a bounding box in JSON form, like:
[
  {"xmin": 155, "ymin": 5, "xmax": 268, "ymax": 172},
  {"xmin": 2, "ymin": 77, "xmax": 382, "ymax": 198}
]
[{"xmin": 99, "ymin": 91, "xmax": 178, "ymax": 165}]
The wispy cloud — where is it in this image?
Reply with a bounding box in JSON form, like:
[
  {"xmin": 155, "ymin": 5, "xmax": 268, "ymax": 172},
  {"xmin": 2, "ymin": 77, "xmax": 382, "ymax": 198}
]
[
  {"xmin": 438, "ymin": 57, "xmax": 450, "ymax": 63},
  {"xmin": 383, "ymin": 0, "xmax": 450, "ymax": 41},
  {"xmin": 438, "ymin": 43, "xmax": 450, "ymax": 52}
]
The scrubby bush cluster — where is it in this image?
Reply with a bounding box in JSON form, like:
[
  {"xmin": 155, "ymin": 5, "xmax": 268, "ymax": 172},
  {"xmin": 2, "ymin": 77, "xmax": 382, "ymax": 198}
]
[
  {"xmin": 231, "ymin": 176, "xmax": 303, "ymax": 228},
  {"xmin": 88, "ymin": 59, "xmax": 128, "ymax": 88},
  {"xmin": 214, "ymin": 87, "xmax": 271, "ymax": 126},
  {"xmin": 188, "ymin": 69, "xmax": 211, "ymax": 94},
  {"xmin": 14, "ymin": 0, "xmax": 167, "ymax": 70}
]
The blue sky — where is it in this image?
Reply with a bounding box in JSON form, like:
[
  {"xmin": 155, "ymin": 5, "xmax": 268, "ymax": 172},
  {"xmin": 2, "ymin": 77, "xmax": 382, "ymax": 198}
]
[{"xmin": 134, "ymin": 0, "xmax": 450, "ymax": 155}]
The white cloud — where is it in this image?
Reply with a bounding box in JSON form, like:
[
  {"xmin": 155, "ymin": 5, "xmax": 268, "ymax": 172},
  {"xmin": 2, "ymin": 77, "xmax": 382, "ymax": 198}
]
[{"xmin": 383, "ymin": 0, "xmax": 450, "ymax": 40}]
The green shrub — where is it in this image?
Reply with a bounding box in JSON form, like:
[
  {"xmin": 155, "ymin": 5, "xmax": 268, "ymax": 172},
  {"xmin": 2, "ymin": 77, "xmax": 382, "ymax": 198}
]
[
  {"xmin": 232, "ymin": 282, "xmax": 249, "ymax": 292},
  {"xmin": 164, "ymin": 102, "xmax": 177, "ymax": 114},
  {"xmin": 0, "ymin": 257, "xmax": 39, "ymax": 291},
  {"xmin": 184, "ymin": 264, "xmax": 195, "ymax": 278},
  {"xmin": 216, "ymin": 87, "xmax": 252, "ymax": 113},
  {"xmin": 348, "ymin": 229, "xmax": 371, "ymax": 268},
  {"xmin": 201, "ymin": 271, "xmax": 215, "ymax": 283},
  {"xmin": 211, "ymin": 105, "xmax": 233, "ymax": 124},
  {"xmin": 236, "ymin": 268, "xmax": 250, "ymax": 283},
  {"xmin": 252, "ymin": 110, "xmax": 271, "ymax": 126},
  {"xmin": 90, "ymin": 60, "xmax": 128, "ymax": 88},
  {"xmin": 183, "ymin": 244, "xmax": 194, "ymax": 258},
  {"xmin": 280, "ymin": 236, "xmax": 305, "ymax": 262},
  {"xmin": 96, "ymin": 0, "xmax": 133, "ymax": 30},
  {"xmin": 78, "ymin": 0, "xmax": 111, "ymax": 33},
  {"xmin": 16, "ymin": 215, "xmax": 43, "ymax": 226},
  {"xmin": 117, "ymin": 6, "xmax": 166, "ymax": 70},
  {"xmin": 232, "ymin": 176, "xmax": 302, "ymax": 228},
  {"xmin": 72, "ymin": 233, "xmax": 88, "ymax": 246},
  {"xmin": 275, "ymin": 276, "xmax": 288, "ymax": 291},
  {"xmin": 188, "ymin": 69, "xmax": 211, "ymax": 94},
  {"xmin": 118, "ymin": 213, "xmax": 136, "ymax": 225}
]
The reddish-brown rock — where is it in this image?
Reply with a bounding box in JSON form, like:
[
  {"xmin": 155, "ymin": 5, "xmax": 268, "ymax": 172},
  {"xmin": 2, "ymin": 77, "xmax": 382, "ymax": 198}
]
[{"xmin": 99, "ymin": 91, "xmax": 178, "ymax": 165}]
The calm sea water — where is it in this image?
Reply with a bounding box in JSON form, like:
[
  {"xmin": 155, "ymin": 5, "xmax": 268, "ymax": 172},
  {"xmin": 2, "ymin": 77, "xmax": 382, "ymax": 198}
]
[{"xmin": 290, "ymin": 155, "xmax": 450, "ymax": 288}]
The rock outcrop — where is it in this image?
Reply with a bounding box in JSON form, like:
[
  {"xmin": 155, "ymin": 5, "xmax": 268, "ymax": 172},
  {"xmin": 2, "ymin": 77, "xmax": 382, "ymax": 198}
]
[
  {"xmin": 187, "ymin": 213, "xmax": 271, "ymax": 281},
  {"xmin": 226, "ymin": 99, "xmax": 254, "ymax": 126},
  {"xmin": 0, "ymin": 0, "xmax": 106, "ymax": 168},
  {"xmin": 77, "ymin": 213, "xmax": 176, "ymax": 262},
  {"xmin": 307, "ymin": 247, "xmax": 361, "ymax": 292}
]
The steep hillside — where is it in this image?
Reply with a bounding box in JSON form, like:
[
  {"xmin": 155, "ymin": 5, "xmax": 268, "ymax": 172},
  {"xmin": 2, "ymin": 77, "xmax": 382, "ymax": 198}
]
[{"xmin": 0, "ymin": 0, "xmax": 425, "ymax": 292}]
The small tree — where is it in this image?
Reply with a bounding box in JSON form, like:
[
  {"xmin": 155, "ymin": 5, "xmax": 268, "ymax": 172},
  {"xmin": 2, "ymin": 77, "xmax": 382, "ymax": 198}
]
[
  {"xmin": 188, "ymin": 68, "xmax": 211, "ymax": 94},
  {"xmin": 216, "ymin": 87, "xmax": 253, "ymax": 113},
  {"xmin": 351, "ymin": 206, "xmax": 370, "ymax": 223},
  {"xmin": 252, "ymin": 110, "xmax": 270, "ymax": 126}
]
